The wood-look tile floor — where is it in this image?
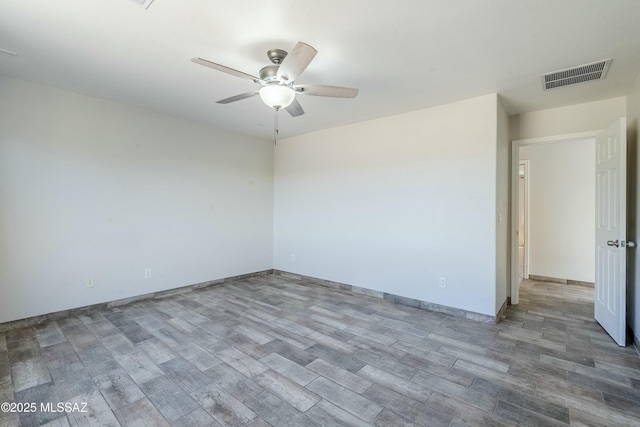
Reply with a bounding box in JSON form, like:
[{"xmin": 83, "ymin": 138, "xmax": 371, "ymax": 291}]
[{"xmin": 1, "ymin": 276, "xmax": 640, "ymax": 426}]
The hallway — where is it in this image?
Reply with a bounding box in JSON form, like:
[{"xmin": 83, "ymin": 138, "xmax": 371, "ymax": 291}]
[{"xmin": 498, "ymin": 279, "xmax": 640, "ymax": 424}]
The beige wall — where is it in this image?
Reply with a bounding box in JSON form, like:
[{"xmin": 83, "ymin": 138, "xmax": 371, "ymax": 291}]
[
  {"xmin": 519, "ymin": 139, "xmax": 595, "ymax": 283},
  {"xmin": 510, "ymin": 97, "xmax": 626, "ymax": 141},
  {"xmin": 274, "ymin": 94, "xmax": 501, "ymax": 316},
  {"xmin": 0, "ymin": 75, "xmax": 274, "ymax": 323}
]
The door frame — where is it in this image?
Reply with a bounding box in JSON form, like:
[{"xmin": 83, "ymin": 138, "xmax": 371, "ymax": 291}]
[
  {"xmin": 510, "ymin": 130, "xmax": 599, "ymax": 304},
  {"xmin": 518, "ymin": 159, "xmax": 530, "ymax": 280}
]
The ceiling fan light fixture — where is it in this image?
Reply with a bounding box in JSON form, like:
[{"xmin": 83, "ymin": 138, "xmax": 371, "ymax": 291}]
[{"xmin": 259, "ymin": 85, "xmax": 295, "ymax": 110}]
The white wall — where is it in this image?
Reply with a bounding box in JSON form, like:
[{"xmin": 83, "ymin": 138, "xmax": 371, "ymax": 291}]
[
  {"xmin": 274, "ymin": 94, "xmax": 500, "ymax": 316},
  {"xmin": 519, "ymin": 139, "xmax": 595, "ymax": 282},
  {"xmin": 0, "ymin": 75, "xmax": 274, "ymax": 323}
]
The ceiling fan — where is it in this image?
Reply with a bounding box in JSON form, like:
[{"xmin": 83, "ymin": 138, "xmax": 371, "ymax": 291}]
[{"xmin": 191, "ymin": 42, "xmax": 359, "ymax": 118}]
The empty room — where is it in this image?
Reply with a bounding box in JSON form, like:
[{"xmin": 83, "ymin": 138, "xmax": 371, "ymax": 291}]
[{"xmin": 2, "ymin": 1, "xmax": 640, "ymax": 426}]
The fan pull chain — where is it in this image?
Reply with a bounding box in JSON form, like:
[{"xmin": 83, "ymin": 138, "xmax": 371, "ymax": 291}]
[{"xmin": 273, "ymin": 108, "xmax": 279, "ymax": 146}]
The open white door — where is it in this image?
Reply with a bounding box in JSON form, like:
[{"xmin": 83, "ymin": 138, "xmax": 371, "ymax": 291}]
[{"xmin": 595, "ymin": 118, "xmax": 629, "ymax": 346}]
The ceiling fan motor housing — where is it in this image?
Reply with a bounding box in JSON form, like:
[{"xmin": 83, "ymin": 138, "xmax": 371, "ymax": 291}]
[
  {"xmin": 259, "ymin": 65, "xmax": 280, "ymax": 82},
  {"xmin": 267, "ymin": 49, "xmax": 287, "ymax": 65},
  {"xmin": 262, "ymin": 49, "xmax": 289, "ymax": 83}
]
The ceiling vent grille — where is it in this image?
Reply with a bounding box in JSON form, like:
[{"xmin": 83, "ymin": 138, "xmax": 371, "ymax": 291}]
[{"xmin": 541, "ymin": 59, "xmax": 611, "ymax": 90}]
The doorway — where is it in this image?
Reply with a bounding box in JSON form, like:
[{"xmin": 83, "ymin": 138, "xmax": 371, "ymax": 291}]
[
  {"xmin": 510, "ymin": 120, "xmax": 629, "ymax": 346},
  {"xmin": 510, "ymin": 131, "xmax": 599, "ymax": 305},
  {"xmin": 518, "ymin": 161, "xmax": 529, "ymax": 280}
]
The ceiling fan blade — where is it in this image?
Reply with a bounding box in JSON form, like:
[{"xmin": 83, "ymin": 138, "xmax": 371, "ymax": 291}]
[
  {"xmin": 296, "ymin": 84, "xmax": 359, "ymax": 98},
  {"xmin": 276, "ymin": 42, "xmax": 317, "ymax": 83},
  {"xmin": 216, "ymin": 91, "xmax": 258, "ymax": 104},
  {"xmin": 192, "ymin": 58, "xmax": 260, "ymax": 81},
  {"xmin": 285, "ymin": 98, "xmax": 305, "ymax": 117}
]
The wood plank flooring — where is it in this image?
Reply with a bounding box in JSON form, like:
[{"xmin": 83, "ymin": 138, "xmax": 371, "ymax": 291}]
[{"xmin": 1, "ymin": 276, "xmax": 640, "ymax": 426}]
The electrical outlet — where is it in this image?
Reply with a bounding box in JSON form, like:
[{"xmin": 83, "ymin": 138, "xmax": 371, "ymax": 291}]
[
  {"xmin": 144, "ymin": 268, "xmax": 152, "ymax": 279},
  {"xmin": 87, "ymin": 278, "xmax": 95, "ymax": 288},
  {"xmin": 439, "ymin": 277, "xmax": 446, "ymax": 288},
  {"xmin": 290, "ymin": 254, "xmax": 296, "ymax": 262}
]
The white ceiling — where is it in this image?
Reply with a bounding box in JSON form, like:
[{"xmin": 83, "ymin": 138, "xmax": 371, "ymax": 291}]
[{"xmin": 2, "ymin": 0, "xmax": 640, "ymax": 140}]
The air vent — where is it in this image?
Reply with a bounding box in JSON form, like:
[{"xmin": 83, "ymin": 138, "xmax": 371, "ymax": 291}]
[{"xmin": 541, "ymin": 59, "xmax": 611, "ymax": 90}]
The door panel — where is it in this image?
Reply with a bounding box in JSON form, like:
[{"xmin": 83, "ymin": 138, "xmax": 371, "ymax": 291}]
[{"xmin": 594, "ymin": 118, "xmax": 627, "ymax": 346}]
